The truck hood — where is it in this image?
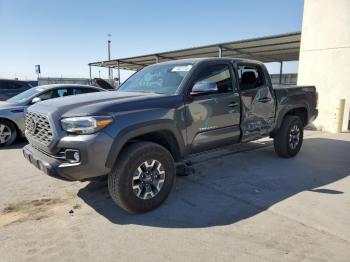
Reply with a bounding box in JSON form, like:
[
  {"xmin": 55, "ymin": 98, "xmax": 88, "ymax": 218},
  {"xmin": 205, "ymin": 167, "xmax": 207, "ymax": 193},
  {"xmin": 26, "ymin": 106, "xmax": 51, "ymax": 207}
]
[{"xmin": 28, "ymin": 91, "xmax": 166, "ymax": 117}]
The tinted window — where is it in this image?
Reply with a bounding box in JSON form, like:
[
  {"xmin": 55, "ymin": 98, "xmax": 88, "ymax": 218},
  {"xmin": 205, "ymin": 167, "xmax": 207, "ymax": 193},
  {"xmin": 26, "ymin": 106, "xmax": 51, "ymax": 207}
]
[
  {"xmin": 73, "ymin": 88, "xmax": 97, "ymax": 95},
  {"xmin": 0, "ymin": 82, "xmax": 9, "ymax": 89},
  {"xmin": 193, "ymin": 64, "xmax": 233, "ymax": 94},
  {"xmin": 0, "ymin": 81, "xmax": 26, "ymax": 90},
  {"xmin": 238, "ymin": 65, "xmax": 265, "ymax": 91},
  {"xmin": 57, "ymin": 89, "xmax": 68, "ymax": 97}
]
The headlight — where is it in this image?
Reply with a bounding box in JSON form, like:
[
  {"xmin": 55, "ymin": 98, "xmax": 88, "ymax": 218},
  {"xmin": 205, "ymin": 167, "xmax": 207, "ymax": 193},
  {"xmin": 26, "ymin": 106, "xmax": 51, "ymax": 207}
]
[{"xmin": 61, "ymin": 116, "xmax": 113, "ymax": 134}]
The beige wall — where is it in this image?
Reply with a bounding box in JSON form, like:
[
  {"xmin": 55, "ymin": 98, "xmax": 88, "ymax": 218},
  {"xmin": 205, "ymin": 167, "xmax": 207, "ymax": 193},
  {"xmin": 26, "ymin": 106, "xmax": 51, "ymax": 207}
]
[{"xmin": 298, "ymin": 0, "xmax": 350, "ymax": 132}]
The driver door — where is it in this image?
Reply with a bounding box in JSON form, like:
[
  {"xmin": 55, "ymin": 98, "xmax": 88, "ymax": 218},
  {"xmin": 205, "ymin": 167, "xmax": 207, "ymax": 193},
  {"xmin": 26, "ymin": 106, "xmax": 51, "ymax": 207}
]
[{"xmin": 185, "ymin": 62, "xmax": 241, "ymax": 154}]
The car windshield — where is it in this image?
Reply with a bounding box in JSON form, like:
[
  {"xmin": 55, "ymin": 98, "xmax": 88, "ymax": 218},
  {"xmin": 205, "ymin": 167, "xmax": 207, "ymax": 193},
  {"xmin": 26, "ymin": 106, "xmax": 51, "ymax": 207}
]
[
  {"xmin": 118, "ymin": 63, "xmax": 193, "ymax": 95},
  {"xmin": 7, "ymin": 87, "xmax": 41, "ymax": 103}
]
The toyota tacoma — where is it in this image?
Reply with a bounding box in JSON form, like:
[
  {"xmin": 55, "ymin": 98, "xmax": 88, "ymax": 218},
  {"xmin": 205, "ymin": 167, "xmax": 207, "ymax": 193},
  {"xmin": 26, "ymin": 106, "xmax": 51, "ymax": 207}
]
[{"xmin": 23, "ymin": 58, "xmax": 318, "ymax": 213}]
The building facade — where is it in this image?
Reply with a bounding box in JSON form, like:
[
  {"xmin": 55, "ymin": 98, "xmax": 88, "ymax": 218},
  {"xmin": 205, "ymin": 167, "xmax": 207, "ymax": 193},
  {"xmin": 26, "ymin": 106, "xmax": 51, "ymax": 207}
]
[{"xmin": 298, "ymin": 0, "xmax": 350, "ymax": 132}]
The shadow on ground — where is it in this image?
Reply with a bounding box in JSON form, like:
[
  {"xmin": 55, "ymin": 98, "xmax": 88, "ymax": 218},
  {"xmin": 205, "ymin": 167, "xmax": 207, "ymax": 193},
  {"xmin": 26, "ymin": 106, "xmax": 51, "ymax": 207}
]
[
  {"xmin": 0, "ymin": 140, "xmax": 27, "ymax": 150},
  {"xmin": 78, "ymin": 137, "xmax": 349, "ymax": 228}
]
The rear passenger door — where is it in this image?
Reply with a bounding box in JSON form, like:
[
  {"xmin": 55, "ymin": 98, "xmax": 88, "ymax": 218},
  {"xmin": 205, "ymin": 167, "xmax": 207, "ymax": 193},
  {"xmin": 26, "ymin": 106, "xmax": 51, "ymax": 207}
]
[
  {"xmin": 186, "ymin": 62, "xmax": 241, "ymax": 153},
  {"xmin": 237, "ymin": 64, "xmax": 275, "ymax": 141}
]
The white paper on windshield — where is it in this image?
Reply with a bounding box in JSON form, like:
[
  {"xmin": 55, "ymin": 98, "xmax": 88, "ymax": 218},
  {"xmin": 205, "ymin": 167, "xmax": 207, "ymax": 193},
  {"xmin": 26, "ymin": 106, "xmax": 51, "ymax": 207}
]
[{"xmin": 171, "ymin": 65, "xmax": 192, "ymax": 72}]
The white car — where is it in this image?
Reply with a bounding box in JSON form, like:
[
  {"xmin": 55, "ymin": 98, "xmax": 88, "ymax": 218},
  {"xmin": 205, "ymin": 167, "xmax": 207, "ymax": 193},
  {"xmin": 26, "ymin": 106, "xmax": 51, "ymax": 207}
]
[{"xmin": 0, "ymin": 84, "xmax": 105, "ymax": 146}]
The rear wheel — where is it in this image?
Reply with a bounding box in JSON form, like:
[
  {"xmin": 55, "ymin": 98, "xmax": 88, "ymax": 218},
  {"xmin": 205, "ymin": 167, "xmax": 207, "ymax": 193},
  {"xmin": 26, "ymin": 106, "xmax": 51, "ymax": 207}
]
[
  {"xmin": 274, "ymin": 115, "xmax": 303, "ymax": 158},
  {"xmin": 108, "ymin": 141, "xmax": 175, "ymax": 213},
  {"xmin": 0, "ymin": 119, "xmax": 17, "ymax": 147}
]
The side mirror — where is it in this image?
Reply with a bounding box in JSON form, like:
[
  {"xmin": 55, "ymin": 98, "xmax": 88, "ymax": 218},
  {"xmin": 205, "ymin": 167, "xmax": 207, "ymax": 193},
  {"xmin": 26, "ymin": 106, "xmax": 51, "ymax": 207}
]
[
  {"xmin": 190, "ymin": 82, "xmax": 218, "ymax": 96},
  {"xmin": 31, "ymin": 97, "xmax": 42, "ymax": 104}
]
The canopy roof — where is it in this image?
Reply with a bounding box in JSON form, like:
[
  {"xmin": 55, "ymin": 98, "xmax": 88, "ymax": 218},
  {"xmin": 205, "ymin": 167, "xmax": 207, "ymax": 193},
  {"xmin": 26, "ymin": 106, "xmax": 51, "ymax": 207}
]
[{"xmin": 89, "ymin": 32, "xmax": 301, "ymax": 71}]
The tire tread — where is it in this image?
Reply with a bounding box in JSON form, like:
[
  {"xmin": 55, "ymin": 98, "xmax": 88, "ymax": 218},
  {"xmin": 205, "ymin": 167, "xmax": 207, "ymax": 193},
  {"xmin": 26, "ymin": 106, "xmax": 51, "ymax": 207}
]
[
  {"xmin": 274, "ymin": 115, "xmax": 303, "ymax": 158},
  {"xmin": 108, "ymin": 141, "xmax": 175, "ymax": 213}
]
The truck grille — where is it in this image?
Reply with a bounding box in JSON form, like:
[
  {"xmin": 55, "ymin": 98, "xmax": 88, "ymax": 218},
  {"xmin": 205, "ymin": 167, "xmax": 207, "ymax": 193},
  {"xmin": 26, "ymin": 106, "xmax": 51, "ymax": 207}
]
[{"xmin": 25, "ymin": 111, "xmax": 53, "ymax": 146}]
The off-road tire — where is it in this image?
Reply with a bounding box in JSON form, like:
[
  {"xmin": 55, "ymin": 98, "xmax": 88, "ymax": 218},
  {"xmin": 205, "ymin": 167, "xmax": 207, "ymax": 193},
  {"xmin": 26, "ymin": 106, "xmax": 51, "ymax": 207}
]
[
  {"xmin": 274, "ymin": 115, "xmax": 303, "ymax": 158},
  {"xmin": 108, "ymin": 141, "xmax": 175, "ymax": 213}
]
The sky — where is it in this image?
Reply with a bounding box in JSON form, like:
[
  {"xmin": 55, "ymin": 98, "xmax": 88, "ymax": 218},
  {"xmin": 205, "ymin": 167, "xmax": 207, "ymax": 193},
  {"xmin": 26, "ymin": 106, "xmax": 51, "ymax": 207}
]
[{"xmin": 0, "ymin": 0, "xmax": 304, "ymax": 81}]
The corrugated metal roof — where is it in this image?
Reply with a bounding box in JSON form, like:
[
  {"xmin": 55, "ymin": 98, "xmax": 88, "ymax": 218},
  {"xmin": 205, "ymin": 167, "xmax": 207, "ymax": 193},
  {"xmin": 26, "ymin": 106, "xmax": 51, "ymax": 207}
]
[{"xmin": 89, "ymin": 32, "xmax": 301, "ymax": 71}]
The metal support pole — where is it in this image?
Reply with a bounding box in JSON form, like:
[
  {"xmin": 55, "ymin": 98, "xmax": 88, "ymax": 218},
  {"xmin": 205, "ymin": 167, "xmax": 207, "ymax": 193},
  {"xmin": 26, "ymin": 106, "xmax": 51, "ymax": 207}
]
[
  {"xmin": 89, "ymin": 65, "xmax": 92, "ymax": 84},
  {"xmin": 108, "ymin": 34, "xmax": 113, "ymax": 80},
  {"xmin": 218, "ymin": 46, "xmax": 223, "ymax": 58},
  {"xmin": 155, "ymin": 55, "xmax": 159, "ymax": 63},
  {"xmin": 117, "ymin": 60, "xmax": 120, "ymax": 86},
  {"xmin": 279, "ymin": 61, "xmax": 283, "ymax": 84}
]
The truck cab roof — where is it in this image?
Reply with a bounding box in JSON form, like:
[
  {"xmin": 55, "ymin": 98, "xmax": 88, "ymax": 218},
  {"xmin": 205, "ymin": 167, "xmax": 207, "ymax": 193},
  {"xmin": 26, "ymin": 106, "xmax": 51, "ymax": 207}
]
[{"xmin": 147, "ymin": 57, "xmax": 264, "ymax": 67}]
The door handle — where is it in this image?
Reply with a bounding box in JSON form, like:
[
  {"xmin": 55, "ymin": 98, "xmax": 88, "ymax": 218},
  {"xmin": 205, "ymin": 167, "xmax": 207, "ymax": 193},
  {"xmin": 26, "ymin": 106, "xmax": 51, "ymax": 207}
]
[
  {"xmin": 258, "ymin": 97, "xmax": 271, "ymax": 103},
  {"xmin": 228, "ymin": 102, "xmax": 239, "ymax": 107}
]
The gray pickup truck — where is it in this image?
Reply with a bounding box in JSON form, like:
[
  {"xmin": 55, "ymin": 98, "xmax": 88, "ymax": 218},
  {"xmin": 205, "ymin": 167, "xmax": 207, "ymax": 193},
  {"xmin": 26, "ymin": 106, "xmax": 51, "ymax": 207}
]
[{"xmin": 23, "ymin": 58, "xmax": 318, "ymax": 213}]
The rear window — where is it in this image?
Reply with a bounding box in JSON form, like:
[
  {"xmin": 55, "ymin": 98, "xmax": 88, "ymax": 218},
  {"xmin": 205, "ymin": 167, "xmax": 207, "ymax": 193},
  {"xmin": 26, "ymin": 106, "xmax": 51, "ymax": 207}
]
[{"xmin": 237, "ymin": 65, "xmax": 265, "ymax": 91}]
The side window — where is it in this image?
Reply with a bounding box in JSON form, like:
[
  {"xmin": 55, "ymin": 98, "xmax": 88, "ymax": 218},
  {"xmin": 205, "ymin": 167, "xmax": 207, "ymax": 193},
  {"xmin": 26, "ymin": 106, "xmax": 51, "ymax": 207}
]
[
  {"xmin": 38, "ymin": 88, "xmax": 69, "ymax": 101},
  {"xmin": 38, "ymin": 91, "xmax": 54, "ymax": 101},
  {"xmin": 73, "ymin": 88, "xmax": 97, "ymax": 95},
  {"xmin": 73, "ymin": 88, "xmax": 83, "ymax": 95},
  {"xmin": 57, "ymin": 89, "xmax": 69, "ymax": 97},
  {"xmin": 238, "ymin": 65, "xmax": 265, "ymax": 91},
  {"xmin": 193, "ymin": 64, "xmax": 234, "ymax": 94}
]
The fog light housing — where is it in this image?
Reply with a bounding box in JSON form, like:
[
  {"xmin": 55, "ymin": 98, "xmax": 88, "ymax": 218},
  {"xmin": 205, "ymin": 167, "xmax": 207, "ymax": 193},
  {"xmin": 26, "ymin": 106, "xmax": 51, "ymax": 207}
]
[{"xmin": 65, "ymin": 149, "xmax": 80, "ymax": 163}]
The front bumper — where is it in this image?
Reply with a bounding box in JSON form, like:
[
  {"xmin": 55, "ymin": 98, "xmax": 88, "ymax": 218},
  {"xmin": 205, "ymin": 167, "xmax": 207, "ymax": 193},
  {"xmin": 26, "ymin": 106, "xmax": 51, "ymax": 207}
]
[{"xmin": 23, "ymin": 132, "xmax": 113, "ymax": 181}]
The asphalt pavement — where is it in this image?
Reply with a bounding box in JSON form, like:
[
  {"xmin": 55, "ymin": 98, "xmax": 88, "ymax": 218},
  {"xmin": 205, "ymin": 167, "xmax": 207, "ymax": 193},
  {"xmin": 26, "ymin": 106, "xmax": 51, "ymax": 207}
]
[{"xmin": 0, "ymin": 131, "xmax": 349, "ymax": 262}]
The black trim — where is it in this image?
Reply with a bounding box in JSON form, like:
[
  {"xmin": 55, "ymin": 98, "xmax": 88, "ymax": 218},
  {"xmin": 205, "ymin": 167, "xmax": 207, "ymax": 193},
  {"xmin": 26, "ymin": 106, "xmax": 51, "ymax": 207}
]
[{"xmin": 105, "ymin": 120, "xmax": 186, "ymax": 168}]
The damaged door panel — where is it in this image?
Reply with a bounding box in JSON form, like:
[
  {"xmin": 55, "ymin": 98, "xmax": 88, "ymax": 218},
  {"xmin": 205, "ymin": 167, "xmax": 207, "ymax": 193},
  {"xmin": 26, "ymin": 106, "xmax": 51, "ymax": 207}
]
[{"xmin": 237, "ymin": 64, "xmax": 276, "ymax": 142}]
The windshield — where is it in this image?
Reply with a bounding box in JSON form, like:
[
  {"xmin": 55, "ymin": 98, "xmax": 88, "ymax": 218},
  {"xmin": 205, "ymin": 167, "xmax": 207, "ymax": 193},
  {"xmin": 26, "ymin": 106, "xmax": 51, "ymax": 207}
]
[
  {"xmin": 7, "ymin": 87, "xmax": 41, "ymax": 103},
  {"xmin": 118, "ymin": 63, "xmax": 193, "ymax": 95}
]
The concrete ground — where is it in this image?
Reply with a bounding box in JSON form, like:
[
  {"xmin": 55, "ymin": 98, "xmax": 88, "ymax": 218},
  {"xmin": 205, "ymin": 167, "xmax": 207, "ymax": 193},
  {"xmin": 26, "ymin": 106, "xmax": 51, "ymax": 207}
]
[{"xmin": 0, "ymin": 131, "xmax": 349, "ymax": 262}]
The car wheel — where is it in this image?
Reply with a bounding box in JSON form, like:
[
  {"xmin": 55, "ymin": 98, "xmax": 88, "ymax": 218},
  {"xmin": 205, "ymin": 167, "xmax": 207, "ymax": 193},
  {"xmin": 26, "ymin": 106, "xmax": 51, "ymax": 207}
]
[
  {"xmin": 274, "ymin": 115, "xmax": 303, "ymax": 158},
  {"xmin": 0, "ymin": 119, "xmax": 17, "ymax": 147},
  {"xmin": 108, "ymin": 141, "xmax": 175, "ymax": 213}
]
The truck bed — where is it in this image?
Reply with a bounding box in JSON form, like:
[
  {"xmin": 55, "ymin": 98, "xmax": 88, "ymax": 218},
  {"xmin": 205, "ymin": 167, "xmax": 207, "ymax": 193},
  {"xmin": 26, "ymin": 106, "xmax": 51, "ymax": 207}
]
[
  {"xmin": 273, "ymin": 85, "xmax": 316, "ymax": 104},
  {"xmin": 273, "ymin": 84, "xmax": 318, "ymax": 127}
]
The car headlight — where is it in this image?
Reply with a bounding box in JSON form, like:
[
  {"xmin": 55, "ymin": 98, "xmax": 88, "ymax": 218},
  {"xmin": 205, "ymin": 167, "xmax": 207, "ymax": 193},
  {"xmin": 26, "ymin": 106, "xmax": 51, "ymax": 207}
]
[{"xmin": 61, "ymin": 116, "xmax": 113, "ymax": 134}]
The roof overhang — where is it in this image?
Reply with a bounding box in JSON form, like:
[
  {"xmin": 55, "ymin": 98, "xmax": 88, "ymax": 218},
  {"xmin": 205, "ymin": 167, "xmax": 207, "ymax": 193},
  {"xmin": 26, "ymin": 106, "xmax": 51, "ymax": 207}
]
[{"xmin": 89, "ymin": 32, "xmax": 301, "ymax": 71}]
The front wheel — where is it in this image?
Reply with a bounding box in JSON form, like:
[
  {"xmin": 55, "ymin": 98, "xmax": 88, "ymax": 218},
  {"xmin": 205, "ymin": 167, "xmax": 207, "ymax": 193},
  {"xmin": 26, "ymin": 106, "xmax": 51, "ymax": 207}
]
[
  {"xmin": 274, "ymin": 115, "xmax": 304, "ymax": 158},
  {"xmin": 108, "ymin": 141, "xmax": 175, "ymax": 213},
  {"xmin": 0, "ymin": 119, "xmax": 17, "ymax": 147}
]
